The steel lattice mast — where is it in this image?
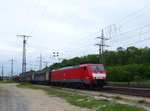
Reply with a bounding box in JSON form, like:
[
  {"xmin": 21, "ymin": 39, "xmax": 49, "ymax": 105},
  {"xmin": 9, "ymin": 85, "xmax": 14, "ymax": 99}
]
[{"xmin": 17, "ymin": 35, "xmax": 31, "ymax": 74}]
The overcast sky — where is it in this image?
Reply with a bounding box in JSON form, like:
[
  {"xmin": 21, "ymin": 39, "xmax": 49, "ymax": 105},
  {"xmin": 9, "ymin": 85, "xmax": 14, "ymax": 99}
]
[{"xmin": 0, "ymin": 0, "xmax": 150, "ymax": 75}]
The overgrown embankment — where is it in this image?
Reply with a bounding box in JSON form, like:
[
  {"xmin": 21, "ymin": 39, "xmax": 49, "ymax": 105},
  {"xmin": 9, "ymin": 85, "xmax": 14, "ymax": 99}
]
[{"xmin": 17, "ymin": 82, "xmax": 145, "ymax": 111}]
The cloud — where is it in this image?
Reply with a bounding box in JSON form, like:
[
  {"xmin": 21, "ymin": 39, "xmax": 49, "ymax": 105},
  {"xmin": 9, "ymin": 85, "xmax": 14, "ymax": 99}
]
[
  {"xmin": 0, "ymin": 42, "xmax": 21, "ymax": 53},
  {"xmin": 0, "ymin": 0, "xmax": 150, "ymax": 73}
]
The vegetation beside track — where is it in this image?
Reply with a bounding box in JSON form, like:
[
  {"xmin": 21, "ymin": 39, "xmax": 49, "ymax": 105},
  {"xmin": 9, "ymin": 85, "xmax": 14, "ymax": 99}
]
[
  {"xmin": 0, "ymin": 80, "xmax": 16, "ymax": 83},
  {"xmin": 17, "ymin": 82, "xmax": 145, "ymax": 111},
  {"xmin": 41, "ymin": 46, "xmax": 150, "ymax": 83},
  {"xmin": 107, "ymin": 64, "xmax": 150, "ymax": 83},
  {"xmin": 109, "ymin": 80, "xmax": 150, "ymax": 85},
  {"xmin": 20, "ymin": 46, "xmax": 150, "ymax": 84}
]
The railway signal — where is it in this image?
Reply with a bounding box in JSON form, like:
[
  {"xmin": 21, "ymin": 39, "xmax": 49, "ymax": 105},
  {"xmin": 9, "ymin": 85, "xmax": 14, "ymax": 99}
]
[{"xmin": 53, "ymin": 52, "xmax": 60, "ymax": 63}]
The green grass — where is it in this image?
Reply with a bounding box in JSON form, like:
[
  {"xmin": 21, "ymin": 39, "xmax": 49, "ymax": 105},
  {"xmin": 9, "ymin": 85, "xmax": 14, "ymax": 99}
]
[
  {"xmin": 137, "ymin": 99, "xmax": 150, "ymax": 105},
  {"xmin": 0, "ymin": 80, "xmax": 16, "ymax": 83},
  {"xmin": 145, "ymin": 101, "xmax": 150, "ymax": 105},
  {"xmin": 113, "ymin": 96, "xmax": 123, "ymax": 100},
  {"xmin": 17, "ymin": 82, "xmax": 145, "ymax": 111},
  {"xmin": 109, "ymin": 80, "xmax": 150, "ymax": 85},
  {"xmin": 138, "ymin": 99, "xmax": 145, "ymax": 103}
]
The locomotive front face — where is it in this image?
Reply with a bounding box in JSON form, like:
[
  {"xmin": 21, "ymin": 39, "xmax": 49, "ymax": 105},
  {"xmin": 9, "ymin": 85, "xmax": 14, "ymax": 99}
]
[
  {"xmin": 91, "ymin": 65, "xmax": 106, "ymax": 80},
  {"xmin": 89, "ymin": 64, "xmax": 107, "ymax": 87}
]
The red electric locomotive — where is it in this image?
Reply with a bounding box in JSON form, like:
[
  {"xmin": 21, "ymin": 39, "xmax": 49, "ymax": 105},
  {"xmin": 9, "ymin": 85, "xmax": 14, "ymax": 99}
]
[
  {"xmin": 51, "ymin": 64, "xmax": 107, "ymax": 88},
  {"xmin": 12, "ymin": 76, "xmax": 21, "ymax": 82}
]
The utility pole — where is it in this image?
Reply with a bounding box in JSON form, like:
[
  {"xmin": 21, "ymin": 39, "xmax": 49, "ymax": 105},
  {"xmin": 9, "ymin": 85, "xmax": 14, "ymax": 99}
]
[
  {"xmin": 17, "ymin": 35, "xmax": 31, "ymax": 74},
  {"xmin": 34, "ymin": 64, "xmax": 37, "ymax": 71},
  {"xmin": 95, "ymin": 42, "xmax": 102, "ymax": 64},
  {"xmin": 95, "ymin": 29, "xmax": 109, "ymax": 65},
  {"xmin": 9, "ymin": 59, "xmax": 15, "ymax": 77},
  {"xmin": 43, "ymin": 61, "xmax": 48, "ymax": 68},
  {"xmin": 1, "ymin": 65, "xmax": 4, "ymax": 80},
  {"xmin": 37, "ymin": 54, "xmax": 44, "ymax": 70},
  {"xmin": 30, "ymin": 64, "xmax": 33, "ymax": 71}
]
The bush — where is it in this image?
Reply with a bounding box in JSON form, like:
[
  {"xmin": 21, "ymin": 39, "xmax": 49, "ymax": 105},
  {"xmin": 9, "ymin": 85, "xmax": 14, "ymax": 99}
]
[
  {"xmin": 0, "ymin": 76, "xmax": 3, "ymax": 81},
  {"xmin": 107, "ymin": 64, "xmax": 150, "ymax": 82}
]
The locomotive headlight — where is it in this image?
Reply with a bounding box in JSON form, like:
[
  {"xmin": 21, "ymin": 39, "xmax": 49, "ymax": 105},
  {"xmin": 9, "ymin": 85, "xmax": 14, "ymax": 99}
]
[{"xmin": 92, "ymin": 73, "xmax": 106, "ymax": 79}]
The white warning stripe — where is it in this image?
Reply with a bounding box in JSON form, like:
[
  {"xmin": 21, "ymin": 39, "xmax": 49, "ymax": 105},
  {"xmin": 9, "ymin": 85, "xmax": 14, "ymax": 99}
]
[{"xmin": 92, "ymin": 73, "xmax": 106, "ymax": 79}]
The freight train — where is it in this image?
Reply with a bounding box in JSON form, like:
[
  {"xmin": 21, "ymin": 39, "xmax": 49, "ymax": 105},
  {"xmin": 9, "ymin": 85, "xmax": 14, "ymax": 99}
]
[{"xmin": 21, "ymin": 64, "xmax": 107, "ymax": 88}]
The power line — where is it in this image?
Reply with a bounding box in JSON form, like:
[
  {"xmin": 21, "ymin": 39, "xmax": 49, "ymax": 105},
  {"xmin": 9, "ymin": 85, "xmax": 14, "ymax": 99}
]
[
  {"xmin": 109, "ymin": 30, "xmax": 150, "ymax": 46},
  {"xmin": 61, "ymin": 42, "xmax": 96, "ymax": 56},
  {"xmin": 18, "ymin": 0, "xmax": 52, "ymax": 35},
  {"xmin": 61, "ymin": 4, "xmax": 150, "ymax": 61},
  {"xmin": 120, "ymin": 37, "xmax": 150, "ymax": 47},
  {"xmin": 16, "ymin": 1, "xmax": 150, "ymax": 63},
  {"xmin": 116, "ymin": 4, "xmax": 150, "ymax": 25},
  {"xmin": 19, "ymin": 0, "xmax": 34, "ymax": 32},
  {"xmin": 103, "ymin": 4, "xmax": 150, "ymax": 39},
  {"xmin": 109, "ymin": 24, "xmax": 150, "ymax": 39},
  {"xmin": 63, "ymin": 47, "xmax": 96, "ymax": 59},
  {"xmin": 104, "ymin": 4, "xmax": 150, "ymax": 30},
  {"xmin": 61, "ymin": 4, "xmax": 150, "ymax": 57},
  {"xmin": 59, "ymin": 30, "xmax": 100, "ymax": 51},
  {"xmin": 30, "ymin": 0, "xmax": 52, "ymax": 34}
]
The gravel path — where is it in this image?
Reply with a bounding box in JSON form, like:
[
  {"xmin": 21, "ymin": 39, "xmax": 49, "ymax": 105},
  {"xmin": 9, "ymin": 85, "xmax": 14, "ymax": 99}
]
[{"xmin": 0, "ymin": 83, "xmax": 93, "ymax": 111}]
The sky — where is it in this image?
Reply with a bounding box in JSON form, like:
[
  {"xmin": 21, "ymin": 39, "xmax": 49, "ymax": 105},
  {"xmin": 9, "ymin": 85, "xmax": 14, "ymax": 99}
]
[{"xmin": 0, "ymin": 0, "xmax": 150, "ymax": 76}]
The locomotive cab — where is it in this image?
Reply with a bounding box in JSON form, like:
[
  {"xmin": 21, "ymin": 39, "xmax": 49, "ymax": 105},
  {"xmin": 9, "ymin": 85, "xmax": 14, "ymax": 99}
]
[
  {"xmin": 90, "ymin": 64, "xmax": 107, "ymax": 87},
  {"xmin": 91, "ymin": 65, "xmax": 106, "ymax": 79}
]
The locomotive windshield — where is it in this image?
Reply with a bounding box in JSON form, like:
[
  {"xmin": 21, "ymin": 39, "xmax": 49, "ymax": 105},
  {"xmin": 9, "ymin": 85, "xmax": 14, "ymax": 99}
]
[{"xmin": 91, "ymin": 65, "xmax": 104, "ymax": 70}]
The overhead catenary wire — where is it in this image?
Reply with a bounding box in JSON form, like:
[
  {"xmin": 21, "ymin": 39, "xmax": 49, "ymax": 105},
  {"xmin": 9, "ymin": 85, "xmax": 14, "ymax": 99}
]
[
  {"xmin": 107, "ymin": 23, "xmax": 150, "ymax": 39},
  {"xmin": 108, "ymin": 29, "xmax": 150, "ymax": 45},
  {"xmin": 16, "ymin": 1, "xmax": 150, "ymax": 66},
  {"xmin": 103, "ymin": 4, "xmax": 150, "ymax": 31},
  {"xmin": 116, "ymin": 4, "xmax": 150, "ymax": 25},
  {"xmin": 19, "ymin": 0, "xmax": 41, "ymax": 33},
  {"xmin": 103, "ymin": 4, "xmax": 150, "ymax": 40},
  {"xmin": 18, "ymin": 0, "xmax": 52, "ymax": 34},
  {"xmin": 58, "ymin": 4, "xmax": 150, "ymax": 58},
  {"xmin": 62, "ymin": 47, "xmax": 97, "ymax": 59},
  {"xmin": 28, "ymin": 2, "xmax": 150, "ymax": 49},
  {"xmin": 116, "ymin": 37, "xmax": 150, "ymax": 48},
  {"xmin": 30, "ymin": 0, "xmax": 52, "ymax": 34},
  {"xmin": 59, "ymin": 30, "xmax": 100, "ymax": 52}
]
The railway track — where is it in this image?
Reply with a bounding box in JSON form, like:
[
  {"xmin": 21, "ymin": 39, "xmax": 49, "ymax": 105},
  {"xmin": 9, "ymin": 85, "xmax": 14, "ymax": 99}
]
[
  {"xmin": 108, "ymin": 84, "xmax": 150, "ymax": 88},
  {"xmin": 99, "ymin": 86, "xmax": 150, "ymax": 98},
  {"xmin": 55, "ymin": 86, "xmax": 150, "ymax": 98},
  {"xmin": 34, "ymin": 83, "xmax": 150, "ymax": 98}
]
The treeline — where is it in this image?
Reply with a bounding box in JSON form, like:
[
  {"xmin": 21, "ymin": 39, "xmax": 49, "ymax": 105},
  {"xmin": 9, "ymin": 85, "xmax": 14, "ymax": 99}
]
[
  {"xmin": 0, "ymin": 76, "xmax": 3, "ymax": 81},
  {"xmin": 44, "ymin": 46, "xmax": 150, "ymax": 82},
  {"xmin": 107, "ymin": 64, "xmax": 150, "ymax": 82}
]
